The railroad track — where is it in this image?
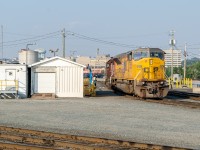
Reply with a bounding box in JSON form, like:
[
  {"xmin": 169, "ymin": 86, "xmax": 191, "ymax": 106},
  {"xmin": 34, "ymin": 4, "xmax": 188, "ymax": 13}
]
[
  {"xmin": 129, "ymin": 96, "xmax": 200, "ymax": 109},
  {"xmin": 97, "ymin": 81, "xmax": 200, "ymax": 109},
  {"xmin": 0, "ymin": 126, "xmax": 193, "ymax": 150},
  {"xmin": 141, "ymin": 90, "xmax": 200, "ymax": 109},
  {"xmin": 167, "ymin": 90, "xmax": 200, "ymax": 101},
  {"xmin": 124, "ymin": 91, "xmax": 200, "ymax": 109}
]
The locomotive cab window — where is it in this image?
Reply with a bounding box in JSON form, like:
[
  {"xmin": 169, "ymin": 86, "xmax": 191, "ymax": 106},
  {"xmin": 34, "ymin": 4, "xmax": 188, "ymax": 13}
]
[
  {"xmin": 133, "ymin": 51, "xmax": 148, "ymax": 60},
  {"xmin": 150, "ymin": 51, "xmax": 164, "ymax": 60}
]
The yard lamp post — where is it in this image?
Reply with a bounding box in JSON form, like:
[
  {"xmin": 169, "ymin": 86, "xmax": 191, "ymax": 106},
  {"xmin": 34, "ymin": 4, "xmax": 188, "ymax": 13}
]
[
  {"xmin": 49, "ymin": 49, "xmax": 59, "ymax": 57},
  {"xmin": 25, "ymin": 43, "xmax": 36, "ymax": 65},
  {"xmin": 26, "ymin": 43, "xmax": 34, "ymax": 50}
]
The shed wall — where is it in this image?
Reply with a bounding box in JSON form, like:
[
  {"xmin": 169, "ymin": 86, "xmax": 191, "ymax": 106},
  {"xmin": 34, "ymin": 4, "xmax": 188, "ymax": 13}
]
[{"xmin": 56, "ymin": 67, "xmax": 83, "ymax": 97}]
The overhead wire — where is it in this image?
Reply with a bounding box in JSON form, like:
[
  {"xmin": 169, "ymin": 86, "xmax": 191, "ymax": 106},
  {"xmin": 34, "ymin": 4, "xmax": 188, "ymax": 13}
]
[
  {"xmin": 0, "ymin": 30, "xmax": 60, "ymax": 44},
  {"xmin": 1, "ymin": 30, "xmax": 140, "ymax": 49},
  {"xmin": 4, "ymin": 32, "xmax": 36, "ymax": 37},
  {"xmin": 186, "ymin": 47, "xmax": 200, "ymax": 50},
  {"xmin": 2, "ymin": 34, "xmax": 60, "ymax": 48},
  {"xmin": 185, "ymin": 51, "xmax": 200, "ymax": 59},
  {"xmin": 187, "ymin": 43, "xmax": 200, "ymax": 46},
  {"xmin": 187, "ymin": 51, "xmax": 200, "ymax": 56},
  {"xmin": 0, "ymin": 31, "xmax": 60, "ymax": 47},
  {"xmin": 92, "ymin": 32, "xmax": 168, "ymax": 40},
  {"xmin": 66, "ymin": 31, "xmax": 139, "ymax": 48},
  {"xmin": 0, "ymin": 29, "xmax": 183, "ymax": 50}
]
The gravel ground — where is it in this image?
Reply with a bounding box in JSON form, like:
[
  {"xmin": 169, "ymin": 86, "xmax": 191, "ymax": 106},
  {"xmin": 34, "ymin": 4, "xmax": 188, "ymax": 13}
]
[{"xmin": 0, "ymin": 87, "xmax": 200, "ymax": 149}]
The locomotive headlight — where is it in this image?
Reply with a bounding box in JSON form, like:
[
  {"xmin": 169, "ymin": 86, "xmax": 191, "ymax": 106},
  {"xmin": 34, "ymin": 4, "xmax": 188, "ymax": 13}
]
[
  {"xmin": 154, "ymin": 67, "xmax": 158, "ymax": 71},
  {"xmin": 144, "ymin": 68, "xmax": 149, "ymax": 72},
  {"xmin": 160, "ymin": 81, "xmax": 164, "ymax": 84},
  {"xmin": 142, "ymin": 81, "xmax": 146, "ymax": 85}
]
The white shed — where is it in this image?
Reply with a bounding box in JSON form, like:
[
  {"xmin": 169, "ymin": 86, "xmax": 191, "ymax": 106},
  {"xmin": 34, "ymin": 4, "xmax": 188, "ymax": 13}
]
[
  {"xmin": 0, "ymin": 64, "xmax": 27, "ymax": 98},
  {"xmin": 30, "ymin": 57, "xmax": 85, "ymax": 98}
]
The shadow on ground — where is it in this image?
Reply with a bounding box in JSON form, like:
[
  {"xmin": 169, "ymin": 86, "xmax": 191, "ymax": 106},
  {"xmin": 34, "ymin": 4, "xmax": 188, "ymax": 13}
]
[{"xmin": 96, "ymin": 90, "xmax": 120, "ymax": 97}]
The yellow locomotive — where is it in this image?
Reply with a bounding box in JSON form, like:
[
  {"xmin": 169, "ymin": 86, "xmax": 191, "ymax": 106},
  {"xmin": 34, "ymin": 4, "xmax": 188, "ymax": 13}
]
[{"xmin": 105, "ymin": 48, "xmax": 169, "ymax": 98}]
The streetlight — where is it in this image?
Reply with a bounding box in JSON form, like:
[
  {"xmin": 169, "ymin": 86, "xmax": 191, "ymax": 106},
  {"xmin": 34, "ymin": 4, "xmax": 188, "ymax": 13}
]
[
  {"xmin": 49, "ymin": 48, "xmax": 59, "ymax": 57},
  {"xmin": 26, "ymin": 43, "xmax": 36, "ymax": 50},
  {"xmin": 70, "ymin": 50, "xmax": 76, "ymax": 61},
  {"xmin": 25, "ymin": 43, "xmax": 36, "ymax": 65}
]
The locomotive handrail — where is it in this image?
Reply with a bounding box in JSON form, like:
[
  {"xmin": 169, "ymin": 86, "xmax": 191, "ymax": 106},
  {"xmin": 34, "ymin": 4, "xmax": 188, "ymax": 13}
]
[
  {"xmin": 164, "ymin": 70, "xmax": 169, "ymax": 79},
  {"xmin": 134, "ymin": 70, "xmax": 142, "ymax": 80}
]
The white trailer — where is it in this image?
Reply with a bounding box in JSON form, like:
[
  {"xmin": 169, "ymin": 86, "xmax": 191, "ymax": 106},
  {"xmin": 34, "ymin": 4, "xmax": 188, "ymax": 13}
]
[{"xmin": 0, "ymin": 64, "xmax": 27, "ymax": 98}]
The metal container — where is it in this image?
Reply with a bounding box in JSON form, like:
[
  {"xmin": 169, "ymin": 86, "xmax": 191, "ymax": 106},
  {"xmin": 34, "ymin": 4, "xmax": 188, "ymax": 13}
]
[
  {"xmin": 34, "ymin": 48, "xmax": 46, "ymax": 61},
  {"xmin": 19, "ymin": 49, "xmax": 39, "ymax": 65}
]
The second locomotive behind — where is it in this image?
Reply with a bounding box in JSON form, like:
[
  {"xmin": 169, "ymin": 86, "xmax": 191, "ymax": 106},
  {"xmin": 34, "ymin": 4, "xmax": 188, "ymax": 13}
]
[{"xmin": 105, "ymin": 48, "xmax": 169, "ymax": 99}]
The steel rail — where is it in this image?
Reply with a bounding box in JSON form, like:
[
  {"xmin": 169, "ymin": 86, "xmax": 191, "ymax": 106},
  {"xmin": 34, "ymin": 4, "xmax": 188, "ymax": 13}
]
[
  {"xmin": 0, "ymin": 126, "xmax": 193, "ymax": 150},
  {"xmin": 168, "ymin": 90, "xmax": 200, "ymax": 101},
  {"xmin": 122, "ymin": 94, "xmax": 200, "ymax": 109},
  {"xmin": 0, "ymin": 132, "xmax": 113, "ymax": 150},
  {"xmin": 100, "ymin": 80, "xmax": 200, "ymax": 109},
  {"xmin": 0, "ymin": 141, "xmax": 57, "ymax": 150}
]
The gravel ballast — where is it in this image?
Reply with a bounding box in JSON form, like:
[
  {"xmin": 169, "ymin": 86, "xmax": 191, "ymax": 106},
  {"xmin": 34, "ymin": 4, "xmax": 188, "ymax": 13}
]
[{"xmin": 0, "ymin": 96, "xmax": 200, "ymax": 149}]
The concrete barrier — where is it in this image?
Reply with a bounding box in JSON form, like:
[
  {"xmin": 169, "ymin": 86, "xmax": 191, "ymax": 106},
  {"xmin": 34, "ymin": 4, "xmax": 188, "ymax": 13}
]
[{"xmin": 193, "ymin": 88, "xmax": 200, "ymax": 93}]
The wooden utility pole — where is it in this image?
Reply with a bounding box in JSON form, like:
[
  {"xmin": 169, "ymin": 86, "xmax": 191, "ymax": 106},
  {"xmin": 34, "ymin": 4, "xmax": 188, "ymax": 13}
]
[
  {"xmin": 62, "ymin": 28, "xmax": 66, "ymax": 58},
  {"xmin": 1, "ymin": 25, "xmax": 3, "ymax": 59},
  {"xmin": 169, "ymin": 30, "xmax": 175, "ymax": 80},
  {"xmin": 184, "ymin": 43, "xmax": 187, "ymax": 79}
]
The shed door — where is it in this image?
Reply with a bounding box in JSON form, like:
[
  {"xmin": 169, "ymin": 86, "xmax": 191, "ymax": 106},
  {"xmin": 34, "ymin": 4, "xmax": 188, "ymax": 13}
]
[{"xmin": 34, "ymin": 73, "xmax": 55, "ymax": 93}]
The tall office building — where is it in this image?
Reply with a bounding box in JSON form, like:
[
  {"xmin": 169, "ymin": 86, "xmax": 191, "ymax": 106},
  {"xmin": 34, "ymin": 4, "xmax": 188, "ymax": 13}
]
[{"xmin": 164, "ymin": 49, "xmax": 182, "ymax": 67}]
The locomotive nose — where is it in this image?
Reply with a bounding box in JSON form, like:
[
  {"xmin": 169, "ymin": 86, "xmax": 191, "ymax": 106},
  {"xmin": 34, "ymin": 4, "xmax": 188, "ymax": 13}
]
[{"xmin": 143, "ymin": 66, "xmax": 159, "ymax": 80}]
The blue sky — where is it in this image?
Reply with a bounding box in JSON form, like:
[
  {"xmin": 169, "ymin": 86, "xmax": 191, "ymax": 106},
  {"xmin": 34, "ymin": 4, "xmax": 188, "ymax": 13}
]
[{"xmin": 0, "ymin": 0, "xmax": 200, "ymax": 59}]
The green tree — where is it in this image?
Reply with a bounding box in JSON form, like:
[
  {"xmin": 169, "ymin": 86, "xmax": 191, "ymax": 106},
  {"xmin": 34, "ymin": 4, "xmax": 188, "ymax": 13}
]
[
  {"xmin": 173, "ymin": 67, "xmax": 183, "ymax": 75},
  {"xmin": 165, "ymin": 67, "xmax": 171, "ymax": 77},
  {"xmin": 165, "ymin": 67, "xmax": 183, "ymax": 78},
  {"xmin": 186, "ymin": 61, "xmax": 200, "ymax": 79}
]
